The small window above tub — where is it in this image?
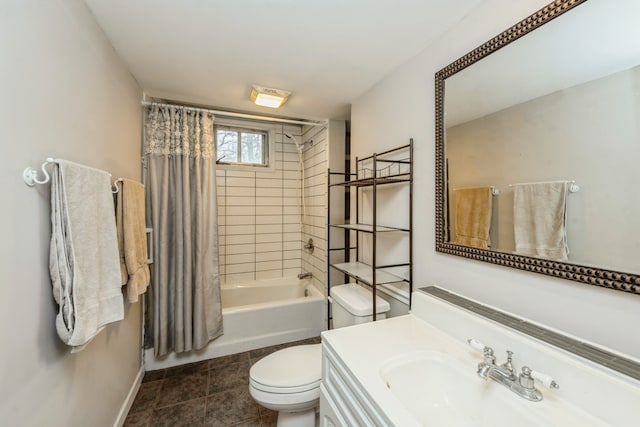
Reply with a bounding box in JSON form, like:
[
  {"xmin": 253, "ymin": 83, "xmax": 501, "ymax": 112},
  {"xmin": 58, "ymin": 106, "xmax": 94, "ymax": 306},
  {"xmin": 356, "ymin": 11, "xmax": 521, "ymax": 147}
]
[{"xmin": 215, "ymin": 124, "xmax": 269, "ymax": 167}]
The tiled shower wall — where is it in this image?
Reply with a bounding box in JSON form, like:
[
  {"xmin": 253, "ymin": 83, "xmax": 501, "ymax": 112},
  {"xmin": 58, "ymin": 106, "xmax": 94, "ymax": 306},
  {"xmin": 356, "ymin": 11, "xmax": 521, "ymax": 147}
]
[
  {"xmin": 216, "ymin": 124, "xmax": 306, "ymax": 284},
  {"xmin": 301, "ymin": 126, "xmax": 328, "ymax": 294}
]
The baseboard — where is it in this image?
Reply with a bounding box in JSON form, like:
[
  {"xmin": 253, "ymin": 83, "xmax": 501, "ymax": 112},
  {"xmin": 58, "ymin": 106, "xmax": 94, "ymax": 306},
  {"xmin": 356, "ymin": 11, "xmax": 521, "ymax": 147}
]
[{"xmin": 113, "ymin": 365, "xmax": 144, "ymax": 427}]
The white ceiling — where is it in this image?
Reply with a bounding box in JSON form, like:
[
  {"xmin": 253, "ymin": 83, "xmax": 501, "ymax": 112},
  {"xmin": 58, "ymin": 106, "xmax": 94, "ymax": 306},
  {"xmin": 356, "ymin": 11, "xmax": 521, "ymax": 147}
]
[{"xmin": 83, "ymin": 0, "xmax": 482, "ymax": 121}]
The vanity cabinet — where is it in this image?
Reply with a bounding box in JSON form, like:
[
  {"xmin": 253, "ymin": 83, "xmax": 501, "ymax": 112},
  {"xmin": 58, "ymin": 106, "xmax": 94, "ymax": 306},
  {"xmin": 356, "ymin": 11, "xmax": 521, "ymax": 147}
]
[
  {"xmin": 326, "ymin": 141, "xmax": 413, "ymax": 328},
  {"xmin": 320, "ymin": 339, "xmax": 391, "ymax": 427}
]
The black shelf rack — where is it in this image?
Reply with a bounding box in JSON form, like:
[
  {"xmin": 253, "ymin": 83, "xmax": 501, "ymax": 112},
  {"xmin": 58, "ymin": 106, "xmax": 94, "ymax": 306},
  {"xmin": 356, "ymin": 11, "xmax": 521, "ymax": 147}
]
[{"xmin": 326, "ymin": 140, "xmax": 413, "ymax": 329}]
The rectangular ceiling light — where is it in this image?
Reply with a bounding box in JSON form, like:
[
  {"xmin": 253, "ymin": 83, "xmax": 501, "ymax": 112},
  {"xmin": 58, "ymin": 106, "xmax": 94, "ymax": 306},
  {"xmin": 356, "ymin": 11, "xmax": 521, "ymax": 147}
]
[{"xmin": 250, "ymin": 85, "xmax": 291, "ymax": 108}]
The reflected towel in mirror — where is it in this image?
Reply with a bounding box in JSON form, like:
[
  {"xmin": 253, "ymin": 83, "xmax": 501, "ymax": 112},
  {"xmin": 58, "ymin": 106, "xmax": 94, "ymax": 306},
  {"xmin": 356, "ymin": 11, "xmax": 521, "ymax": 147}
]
[
  {"xmin": 513, "ymin": 181, "xmax": 569, "ymax": 261},
  {"xmin": 453, "ymin": 187, "xmax": 493, "ymax": 249}
]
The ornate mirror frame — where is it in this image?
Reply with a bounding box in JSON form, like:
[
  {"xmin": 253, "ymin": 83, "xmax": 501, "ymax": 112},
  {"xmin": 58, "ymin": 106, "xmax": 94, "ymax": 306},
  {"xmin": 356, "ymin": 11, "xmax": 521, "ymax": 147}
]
[{"xmin": 434, "ymin": 0, "xmax": 640, "ymax": 295}]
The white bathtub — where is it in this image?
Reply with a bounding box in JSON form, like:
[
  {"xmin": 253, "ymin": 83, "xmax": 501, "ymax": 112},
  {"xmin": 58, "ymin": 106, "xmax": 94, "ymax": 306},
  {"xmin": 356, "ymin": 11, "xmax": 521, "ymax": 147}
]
[{"xmin": 145, "ymin": 276, "xmax": 324, "ymax": 370}]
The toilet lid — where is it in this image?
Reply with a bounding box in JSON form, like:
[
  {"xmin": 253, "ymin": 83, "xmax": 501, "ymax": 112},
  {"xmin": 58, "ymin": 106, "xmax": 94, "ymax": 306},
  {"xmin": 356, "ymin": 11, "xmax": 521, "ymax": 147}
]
[{"xmin": 250, "ymin": 344, "xmax": 322, "ymax": 393}]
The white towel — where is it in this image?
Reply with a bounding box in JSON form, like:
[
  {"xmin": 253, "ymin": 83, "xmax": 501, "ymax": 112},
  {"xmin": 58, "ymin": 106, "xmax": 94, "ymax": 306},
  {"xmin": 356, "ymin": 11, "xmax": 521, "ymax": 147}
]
[
  {"xmin": 49, "ymin": 160, "xmax": 124, "ymax": 350},
  {"xmin": 513, "ymin": 181, "xmax": 569, "ymax": 261}
]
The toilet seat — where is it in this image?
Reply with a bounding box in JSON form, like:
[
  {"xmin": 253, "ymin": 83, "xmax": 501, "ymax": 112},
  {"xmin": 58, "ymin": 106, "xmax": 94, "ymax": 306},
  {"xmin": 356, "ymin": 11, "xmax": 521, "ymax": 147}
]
[{"xmin": 250, "ymin": 344, "xmax": 322, "ymax": 391}]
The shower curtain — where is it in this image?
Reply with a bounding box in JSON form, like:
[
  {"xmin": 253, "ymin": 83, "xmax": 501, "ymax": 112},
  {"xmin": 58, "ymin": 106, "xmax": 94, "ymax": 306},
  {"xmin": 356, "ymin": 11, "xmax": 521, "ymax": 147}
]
[{"xmin": 143, "ymin": 104, "xmax": 223, "ymax": 356}]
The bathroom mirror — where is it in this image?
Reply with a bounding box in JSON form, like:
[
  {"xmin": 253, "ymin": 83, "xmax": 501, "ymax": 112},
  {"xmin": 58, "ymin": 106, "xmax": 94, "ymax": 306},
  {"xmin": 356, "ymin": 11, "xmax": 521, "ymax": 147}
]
[{"xmin": 435, "ymin": 0, "xmax": 640, "ymax": 295}]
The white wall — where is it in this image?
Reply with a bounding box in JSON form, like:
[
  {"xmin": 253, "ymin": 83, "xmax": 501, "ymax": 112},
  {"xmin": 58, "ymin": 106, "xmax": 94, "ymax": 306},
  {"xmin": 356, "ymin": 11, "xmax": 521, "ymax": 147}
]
[
  {"xmin": 0, "ymin": 1, "xmax": 143, "ymax": 425},
  {"xmin": 351, "ymin": 0, "xmax": 640, "ymax": 359}
]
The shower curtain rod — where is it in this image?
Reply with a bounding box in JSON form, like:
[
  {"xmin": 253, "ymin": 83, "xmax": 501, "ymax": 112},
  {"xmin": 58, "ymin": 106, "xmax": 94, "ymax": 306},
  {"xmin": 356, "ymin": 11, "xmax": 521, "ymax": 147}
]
[{"xmin": 141, "ymin": 101, "xmax": 328, "ymax": 127}]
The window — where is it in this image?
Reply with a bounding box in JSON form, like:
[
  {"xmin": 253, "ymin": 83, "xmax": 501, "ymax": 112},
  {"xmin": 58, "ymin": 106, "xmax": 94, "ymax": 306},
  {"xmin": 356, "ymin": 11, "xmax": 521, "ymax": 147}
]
[{"xmin": 215, "ymin": 125, "xmax": 268, "ymax": 166}]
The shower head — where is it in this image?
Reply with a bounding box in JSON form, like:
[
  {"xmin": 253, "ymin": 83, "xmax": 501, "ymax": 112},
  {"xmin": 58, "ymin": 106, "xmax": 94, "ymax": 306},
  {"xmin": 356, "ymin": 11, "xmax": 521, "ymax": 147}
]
[{"xmin": 284, "ymin": 133, "xmax": 303, "ymax": 152}]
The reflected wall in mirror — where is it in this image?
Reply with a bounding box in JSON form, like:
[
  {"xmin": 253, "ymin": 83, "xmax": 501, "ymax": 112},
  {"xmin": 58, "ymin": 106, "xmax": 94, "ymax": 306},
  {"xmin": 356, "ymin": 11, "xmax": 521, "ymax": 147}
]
[{"xmin": 435, "ymin": 0, "xmax": 640, "ymax": 294}]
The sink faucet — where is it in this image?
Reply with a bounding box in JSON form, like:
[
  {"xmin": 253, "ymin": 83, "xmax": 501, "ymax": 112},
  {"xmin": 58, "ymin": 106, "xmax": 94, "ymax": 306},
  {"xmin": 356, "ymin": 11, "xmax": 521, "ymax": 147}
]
[
  {"xmin": 469, "ymin": 339, "xmax": 559, "ymax": 402},
  {"xmin": 298, "ymin": 272, "xmax": 313, "ymax": 279}
]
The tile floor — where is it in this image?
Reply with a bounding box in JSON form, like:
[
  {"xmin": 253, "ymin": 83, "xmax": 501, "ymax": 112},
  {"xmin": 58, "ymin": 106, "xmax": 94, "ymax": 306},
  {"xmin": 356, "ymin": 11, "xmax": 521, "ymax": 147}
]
[{"xmin": 124, "ymin": 336, "xmax": 321, "ymax": 427}]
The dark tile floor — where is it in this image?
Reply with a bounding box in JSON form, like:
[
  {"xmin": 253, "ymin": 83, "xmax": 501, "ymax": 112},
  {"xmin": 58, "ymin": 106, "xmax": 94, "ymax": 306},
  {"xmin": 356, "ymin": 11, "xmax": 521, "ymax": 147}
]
[{"xmin": 124, "ymin": 336, "xmax": 321, "ymax": 427}]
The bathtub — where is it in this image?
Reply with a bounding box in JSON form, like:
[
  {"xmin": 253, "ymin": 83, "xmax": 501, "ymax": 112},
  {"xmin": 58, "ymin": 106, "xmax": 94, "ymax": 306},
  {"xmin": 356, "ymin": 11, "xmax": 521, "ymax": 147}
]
[{"xmin": 145, "ymin": 276, "xmax": 324, "ymax": 370}]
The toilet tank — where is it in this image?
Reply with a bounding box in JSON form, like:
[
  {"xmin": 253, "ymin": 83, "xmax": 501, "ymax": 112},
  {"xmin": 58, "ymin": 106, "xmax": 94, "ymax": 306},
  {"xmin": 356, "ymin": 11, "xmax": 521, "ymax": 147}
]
[{"xmin": 330, "ymin": 283, "xmax": 391, "ymax": 328}]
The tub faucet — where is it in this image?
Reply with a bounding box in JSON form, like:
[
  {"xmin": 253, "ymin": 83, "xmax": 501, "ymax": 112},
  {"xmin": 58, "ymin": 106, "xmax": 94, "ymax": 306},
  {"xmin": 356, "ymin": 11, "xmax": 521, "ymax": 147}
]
[{"xmin": 298, "ymin": 272, "xmax": 313, "ymax": 280}]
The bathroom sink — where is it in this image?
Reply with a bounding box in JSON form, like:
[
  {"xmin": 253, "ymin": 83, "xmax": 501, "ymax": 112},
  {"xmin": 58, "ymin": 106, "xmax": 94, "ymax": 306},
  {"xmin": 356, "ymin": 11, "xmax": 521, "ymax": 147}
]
[{"xmin": 379, "ymin": 351, "xmax": 603, "ymax": 427}]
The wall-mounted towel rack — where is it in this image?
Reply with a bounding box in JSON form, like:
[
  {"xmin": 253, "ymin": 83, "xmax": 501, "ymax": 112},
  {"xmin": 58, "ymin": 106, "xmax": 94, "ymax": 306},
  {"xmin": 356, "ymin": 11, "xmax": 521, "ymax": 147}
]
[
  {"xmin": 112, "ymin": 178, "xmax": 123, "ymax": 194},
  {"xmin": 23, "ymin": 158, "xmax": 120, "ymax": 190},
  {"xmin": 454, "ymin": 186, "xmax": 500, "ymax": 195},
  {"xmin": 509, "ymin": 180, "xmax": 580, "ymax": 193},
  {"xmin": 23, "ymin": 157, "xmax": 56, "ymax": 187}
]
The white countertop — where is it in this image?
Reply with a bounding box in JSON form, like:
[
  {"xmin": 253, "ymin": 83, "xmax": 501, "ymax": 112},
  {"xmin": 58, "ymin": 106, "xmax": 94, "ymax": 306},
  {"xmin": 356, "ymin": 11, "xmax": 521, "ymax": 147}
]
[
  {"xmin": 320, "ymin": 291, "xmax": 629, "ymax": 426},
  {"xmin": 322, "ymin": 314, "xmax": 477, "ymax": 427}
]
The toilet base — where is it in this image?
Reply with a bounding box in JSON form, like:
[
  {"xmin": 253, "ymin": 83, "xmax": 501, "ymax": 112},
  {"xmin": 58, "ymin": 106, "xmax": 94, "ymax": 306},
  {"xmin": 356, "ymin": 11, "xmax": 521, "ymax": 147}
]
[{"xmin": 277, "ymin": 407, "xmax": 316, "ymax": 427}]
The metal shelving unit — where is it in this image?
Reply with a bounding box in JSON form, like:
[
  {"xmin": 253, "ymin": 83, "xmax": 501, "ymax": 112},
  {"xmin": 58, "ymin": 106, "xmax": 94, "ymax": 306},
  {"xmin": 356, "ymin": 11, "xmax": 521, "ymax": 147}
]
[{"xmin": 326, "ymin": 140, "xmax": 413, "ymax": 329}]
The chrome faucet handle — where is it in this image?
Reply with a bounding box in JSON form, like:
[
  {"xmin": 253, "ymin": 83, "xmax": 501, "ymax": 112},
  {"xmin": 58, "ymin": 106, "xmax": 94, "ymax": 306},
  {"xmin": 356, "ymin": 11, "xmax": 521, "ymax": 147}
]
[
  {"xmin": 482, "ymin": 346, "xmax": 496, "ymax": 364},
  {"xmin": 501, "ymin": 350, "xmax": 515, "ymax": 373},
  {"xmin": 531, "ymin": 370, "xmax": 560, "ymax": 389},
  {"xmin": 519, "ymin": 366, "xmax": 535, "ymax": 389}
]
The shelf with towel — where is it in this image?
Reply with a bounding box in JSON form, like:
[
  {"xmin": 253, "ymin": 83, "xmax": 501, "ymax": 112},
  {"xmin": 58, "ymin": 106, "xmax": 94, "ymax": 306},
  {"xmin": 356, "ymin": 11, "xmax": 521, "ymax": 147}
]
[{"xmin": 509, "ymin": 180, "xmax": 580, "ymax": 193}]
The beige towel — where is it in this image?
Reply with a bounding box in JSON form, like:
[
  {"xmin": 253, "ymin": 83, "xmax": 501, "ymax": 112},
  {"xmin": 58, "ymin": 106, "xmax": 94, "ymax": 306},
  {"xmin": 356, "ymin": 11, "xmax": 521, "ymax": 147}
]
[
  {"xmin": 453, "ymin": 187, "xmax": 493, "ymax": 249},
  {"xmin": 513, "ymin": 181, "xmax": 569, "ymax": 261},
  {"xmin": 116, "ymin": 178, "xmax": 150, "ymax": 303},
  {"xmin": 49, "ymin": 160, "xmax": 124, "ymax": 350}
]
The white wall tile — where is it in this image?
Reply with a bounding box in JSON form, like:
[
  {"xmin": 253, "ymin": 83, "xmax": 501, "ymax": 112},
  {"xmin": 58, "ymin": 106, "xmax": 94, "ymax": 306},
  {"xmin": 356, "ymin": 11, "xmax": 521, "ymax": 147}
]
[
  {"xmin": 225, "ymin": 234, "xmax": 256, "ymax": 245},
  {"xmin": 226, "ymin": 177, "xmax": 254, "ymax": 187},
  {"xmin": 256, "ymin": 197, "xmax": 283, "ymax": 206},
  {"xmin": 225, "ymin": 215, "xmax": 256, "ymax": 226},
  {"xmin": 283, "ymin": 250, "xmax": 300, "ymax": 260},
  {"xmin": 214, "ymin": 121, "xmax": 329, "ymax": 282},
  {"xmin": 225, "ymin": 272, "xmax": 256, "ymax": 284},
  {"xmin": 256, "ymin": 251, "xmax": 283, "ymax": 262},
  {"xmin": 225, "ymin": 225, "xmax": 256, "ymax": 235},
  {"xmin": 256, "ymin": 270, "xmax": 283, "ymax": 280},
  {"xmin": 225, "ymin": 243, "xmax": 256, "ymax": 255},
  {"xmin": 225, "ymin": 253, "xmax": 256, "ymax": 264},
  {"xmin": 226, "ymin": 205, "xmax": 256, "ymax": 216},
  {"xmin": 256, "ymin": 242, "xmax": 283, "ymax": 252},
  {"xmin": 256, "ymin": 215, "xmax": 283, "ymax": 225},
  {"xmin": 255, "ymin": 179, "xmax": 283, "ymax": 188},
  {"xmin": 256, "ymin": 206, "xmax": 282, "ymax": 215},
  {"xmin": 256, "ymin": 224, "xmax": 283, "ymax": 234},
  {"xmin": 226, "ymin": 186, "xmax": 256, "ymax": 197},
  {"xmin": 256, "ymin": 260, "xmax": 283, "ymax": 272},
  {"xmin": 225, "ymin": 170, "xmax": 255, "ymax": 178},
  {"xmin": 225, "ymin": 196, "xmax": 255, "ymax": 206},
  {"xmin": 255, "ymin": 233, "xmax": 283, "ymax": 243}
]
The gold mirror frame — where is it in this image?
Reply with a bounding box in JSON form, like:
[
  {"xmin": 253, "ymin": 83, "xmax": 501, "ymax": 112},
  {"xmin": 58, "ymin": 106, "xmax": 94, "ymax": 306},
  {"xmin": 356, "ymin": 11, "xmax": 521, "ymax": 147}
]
[{"xmin": 434, "ymin": 0, "xmax": 640, "ymax": 295}]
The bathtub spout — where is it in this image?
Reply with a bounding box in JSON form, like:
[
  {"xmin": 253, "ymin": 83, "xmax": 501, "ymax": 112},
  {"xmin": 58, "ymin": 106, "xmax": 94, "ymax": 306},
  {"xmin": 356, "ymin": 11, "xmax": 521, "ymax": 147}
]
[{"xmin": 298, "ymin": 272, "xmax": 313, "ymax": 280}]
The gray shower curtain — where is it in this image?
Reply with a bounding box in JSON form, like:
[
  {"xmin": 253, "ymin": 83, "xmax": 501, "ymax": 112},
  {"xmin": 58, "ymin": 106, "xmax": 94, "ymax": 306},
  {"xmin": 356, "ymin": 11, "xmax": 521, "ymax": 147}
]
[{"xmin": 143, "ymin": 104, "xmax": 222, "ymax": 356}]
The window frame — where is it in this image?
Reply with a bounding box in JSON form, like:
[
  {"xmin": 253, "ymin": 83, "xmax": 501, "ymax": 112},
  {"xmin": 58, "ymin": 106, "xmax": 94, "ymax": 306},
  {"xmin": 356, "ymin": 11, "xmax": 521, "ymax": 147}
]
[{"xmin": 214, "ymin": 120, "xmax": 274, "ymax": 170}]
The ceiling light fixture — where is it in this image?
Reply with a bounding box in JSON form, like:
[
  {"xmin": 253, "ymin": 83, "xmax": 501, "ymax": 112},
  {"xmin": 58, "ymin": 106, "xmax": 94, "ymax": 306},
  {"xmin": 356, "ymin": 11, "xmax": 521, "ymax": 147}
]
[{"xmin": 250, "ymin": 85, "xmax": 291, "ymax": 108}]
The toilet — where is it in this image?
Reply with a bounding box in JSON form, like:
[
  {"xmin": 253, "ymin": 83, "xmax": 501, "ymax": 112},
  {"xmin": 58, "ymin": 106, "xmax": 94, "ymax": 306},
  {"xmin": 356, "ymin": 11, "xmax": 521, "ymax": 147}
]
[{"xmin": 249, "ymin": 283, "xmax": 390, "ymax": 427}]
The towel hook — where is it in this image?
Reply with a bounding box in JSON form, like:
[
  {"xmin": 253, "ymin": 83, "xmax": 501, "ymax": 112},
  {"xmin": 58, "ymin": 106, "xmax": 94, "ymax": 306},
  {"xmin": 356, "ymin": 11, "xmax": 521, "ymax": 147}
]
[
  {"xmin": 23, "ymin": 157, "xmax": 56, "ymax": 187},
  {"xmin": 112, "ymin": 178, "xmax": 123, "ymax": 194}
]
